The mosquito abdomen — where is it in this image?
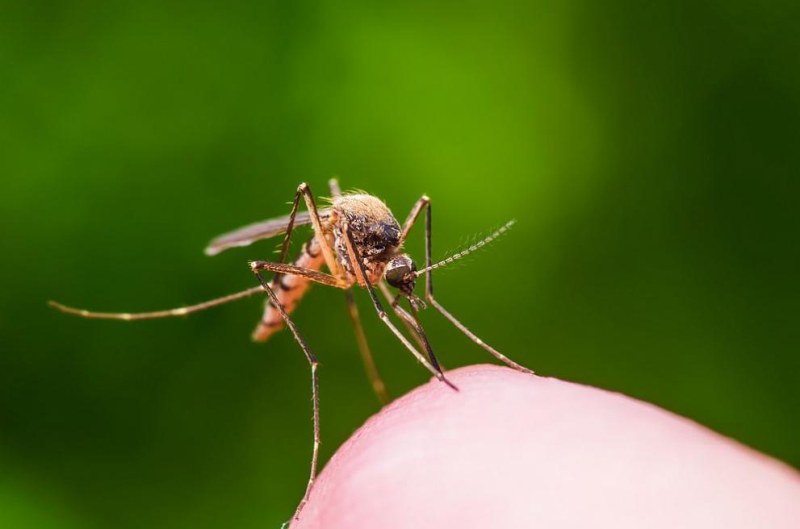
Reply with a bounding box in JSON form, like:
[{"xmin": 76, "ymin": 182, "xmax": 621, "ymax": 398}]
[{"xmin": 252, "ymin": 236, "xmax": 325, "ymax": 342}]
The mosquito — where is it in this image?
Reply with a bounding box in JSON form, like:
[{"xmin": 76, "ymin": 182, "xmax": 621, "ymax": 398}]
[{"xmin": 49, "ymin": 178, "xmax": 532, "ymax": 524}]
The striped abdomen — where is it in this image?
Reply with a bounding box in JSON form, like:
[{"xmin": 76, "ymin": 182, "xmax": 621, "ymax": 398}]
[{"xmin": 252, "ymin": 237, "xmax": 325, "ymax": 342}]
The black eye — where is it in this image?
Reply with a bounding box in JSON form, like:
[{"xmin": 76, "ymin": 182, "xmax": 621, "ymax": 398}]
[
  {"xmin": 385, "ymin": 255, "xmax": 417, "ymax": 289},
  {"xmin": 385, "ymin": 264, "xmax": 410, "ymax": 288}
]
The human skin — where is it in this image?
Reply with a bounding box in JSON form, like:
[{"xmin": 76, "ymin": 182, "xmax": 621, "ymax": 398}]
[{"xmin": 292, "ymin": 364, "xmax": 800, "ymax": 529}]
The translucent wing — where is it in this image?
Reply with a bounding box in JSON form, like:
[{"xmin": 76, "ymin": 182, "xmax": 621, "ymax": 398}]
[{"xmin": 204, "ymin": 208, "xmax": 331, "ymax": 256}]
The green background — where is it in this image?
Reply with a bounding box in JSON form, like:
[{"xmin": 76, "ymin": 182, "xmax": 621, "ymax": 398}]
[{"xmin": 1, "ymin": 1, "xmax": 798, "ymax": 527}]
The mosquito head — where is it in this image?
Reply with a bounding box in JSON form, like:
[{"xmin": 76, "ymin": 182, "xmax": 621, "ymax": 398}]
[{"xmin": 385, "ymin": 253, "xmax": 417, "ymax": 295}]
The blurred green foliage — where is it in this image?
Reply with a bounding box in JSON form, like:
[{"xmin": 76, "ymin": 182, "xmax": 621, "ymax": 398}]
[{"xmin": 1, "ymin": 1, "xmax": 798, "ymax": 527}]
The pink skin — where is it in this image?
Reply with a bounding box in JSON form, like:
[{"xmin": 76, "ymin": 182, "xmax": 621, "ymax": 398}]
[{"xmin": 293, "ymin": 364, "xmax": 800, "ymax": 529}]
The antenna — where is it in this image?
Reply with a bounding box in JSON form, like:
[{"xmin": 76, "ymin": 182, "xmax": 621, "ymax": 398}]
[{"xmin": 413, "ymin": 219, "xmax": 516, "ymax": 277}]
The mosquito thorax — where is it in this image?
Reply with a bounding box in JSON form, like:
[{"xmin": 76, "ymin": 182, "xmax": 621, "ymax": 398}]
[{"xmin": 385, "ymin": 254, "xmax": 417, "ymax": 294}]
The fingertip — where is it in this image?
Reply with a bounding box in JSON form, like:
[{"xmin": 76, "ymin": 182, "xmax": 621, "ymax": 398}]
[{"xmin": 294, "ymin": 364, "xmax": 800, "ymax": 529}]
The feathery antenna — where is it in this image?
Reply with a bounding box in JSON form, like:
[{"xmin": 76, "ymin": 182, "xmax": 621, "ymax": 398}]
[{"xmin": 413, "ymin": 220, "xmax": 516, "ymax": 277}]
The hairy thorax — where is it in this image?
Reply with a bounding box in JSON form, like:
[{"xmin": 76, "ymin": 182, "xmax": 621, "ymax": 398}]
[{"xmin": 327, "ymin": 194, "xmax": 402, "ymax": 285}]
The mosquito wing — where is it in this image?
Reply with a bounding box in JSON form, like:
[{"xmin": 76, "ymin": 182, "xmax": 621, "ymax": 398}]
[{"xmin": 205, "ymin": 208, "xmax": 331, "ymax": 256}]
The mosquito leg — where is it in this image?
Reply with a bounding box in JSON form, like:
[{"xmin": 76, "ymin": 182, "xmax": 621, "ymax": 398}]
[
  {"xmin": 251, "ymin": 268, "xmax": 320, "ymax": 524},
  {"xmin": 328, "ymin": 178, "xmax": 391, "ymax": 404},
  {"xmin": 415, "ymin": 199, "xmax": 534, "ymax": 374},
  {"xmin": 298, "ymin": 183, "xmax": 342, "ymax": 278},
  {"xmin": 398, "ymin": 195, "xmax": 430, "ymax": 246},
  {"xmin": 250, "ymin": 184, "xmax": 308, "ymax": 338},
  {"xmin": 275, "ymin": 184, "xmax": 305, "ymax": 264},
  {"xmin": 378, "ymin": 281, "xmax": 428, "ymax": 354},
  {"xmin": 249, "ymin": 261, "xmax": 350, "ymax": 289},
  {"xmin": 48, "ymin": 286, "xmax": 264, "ymax": 320},
  {"xmin": 427, "ymin": 297, "xmax": 532, "ymax": 373},
  {"xmin": 384, "ymin": 289, "xmax": 444, "ymax": 374},
  {"xmin": 343, "ymin": 290, "xmax": 390, "ymax": 404},
  {"xmin": 341, "ymin": 223, "xmax": 457, "ymax": 391},
  {"xmin": 252, "ymin": 182, "xmax": 344, "ymax": 339}
]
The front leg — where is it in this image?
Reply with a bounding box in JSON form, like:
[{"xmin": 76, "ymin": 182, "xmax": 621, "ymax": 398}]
[
  {"xmin": 341, "ymin": 221, "xmax": 457, "ymax": 391},
  {"xmin": 415, "ymin": 199, "xmax": 533, "ymax": 374}
]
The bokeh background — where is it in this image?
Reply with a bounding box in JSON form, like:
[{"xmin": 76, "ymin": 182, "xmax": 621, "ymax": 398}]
[{"xmin": 1, "ymin": 1, "xmax": 798, "ymax": 527}]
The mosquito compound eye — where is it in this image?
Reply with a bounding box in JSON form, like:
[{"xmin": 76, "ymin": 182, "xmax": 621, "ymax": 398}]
[
  {"xmin": 385, "ymin": 255, "xmax": 416, "ymax": 289},
  {"xmin": 385, "ymin": 264, "xmax": 410, "ymax": 288}
]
